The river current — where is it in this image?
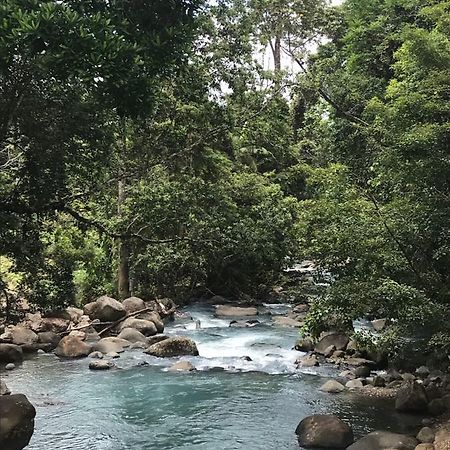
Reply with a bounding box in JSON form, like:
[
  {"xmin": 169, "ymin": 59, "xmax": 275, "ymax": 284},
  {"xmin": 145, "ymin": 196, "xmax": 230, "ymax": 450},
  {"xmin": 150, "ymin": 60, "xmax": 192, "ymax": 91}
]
[{"xmin": 5, "ymin": 303, "xmax": 420, "ymax": 449}]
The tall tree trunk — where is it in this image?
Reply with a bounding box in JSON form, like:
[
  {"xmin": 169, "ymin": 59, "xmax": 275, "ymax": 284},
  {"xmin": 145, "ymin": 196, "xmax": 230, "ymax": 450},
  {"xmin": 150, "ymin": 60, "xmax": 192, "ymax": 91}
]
[
  {"xmin": 117, "ymin": 120, "xmax": 131, "ymax": 300},
  {"xmin": 273, "ymin": 35, "xmax": 281, "ymax": 72}
]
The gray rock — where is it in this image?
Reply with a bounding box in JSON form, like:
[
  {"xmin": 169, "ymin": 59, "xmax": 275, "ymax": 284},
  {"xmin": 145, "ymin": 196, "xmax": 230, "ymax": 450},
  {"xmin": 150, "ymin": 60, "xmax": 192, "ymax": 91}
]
[
  {"xmin": 347, "ymin": 431, "xmax": 417, "ymax": 450},
  {"xmin": 168, "ymin": 360, "xmax": 196, "ymax": 372},
  {"xmin": 215, "ymin": 305, "xmax": 258, "ymax": 317},
  {"xmin": 416, "ymin": 427, "xmax": 435, "ymax": 444},
  {"xmin": 0, "ymin": 394, "xmax": 36, "ymax": 450},
  {"xmin": 118, "ymin": 318, "xmax": 157, "ymax": 336},
  {"xmin": 346, "ymin": 379, "xmax": 364, "ymax": 389},
  {"xmin": 416, "ymin": 366, "xmax": 430, "ymax": 378},
  {"xmin": 146, "ymin": 335, "xmax": 170, "ymax": 346},
  {"xmin": 296, "ymin": 354, "xmax": 319, "ymax": 367},
  {"xmin": 88, "ymin": 351, "xmax": 103, "ymax": 359},
  {"xmin": 0, "ymin": 344, "xmax": 23, "ymax": 363},
  {"xmin": 319, "ymin": 380, "xmax": 345, "ymax": 393},
  {"xmin": 89, "ymin": 360, "xmax": 114, "ymax": 370},
  {"xmin": 372, "ymin": 375, "xmax": 386, "ymax": 387},
  {"xmin": 395, "ymin": 382, "xmax": 428, "ymax": 413},
  {"xmin": 144, "ymin": 336, "xmax": 199, "ymax": 357},
  {"xmin": 371, "ymin": 318, "xmax": 387, "ymax": 331},
  {"xmin": 122, "ymin": 296, "xmax": 146, "ymax": 314},
  {"xmin": 106, "ymin": 352, "xmax": 120, "ymax": 359},
  {"xmin": 295, "ymin": 337, "xmax": 315, "ymax": 352},
  {"xmin": 272, "ymin": 316, "xmax": 303, "ymax": 328},
  {"xmin": 324, "ymin": 345, "xmax": 336, "ymax": 358},
  {"xmin": 37, "ymin": 331, "xmax": 60, "ymax": 348},
  {"xmin": 117, "ymin": 328, "xmax": 147, "ymax": 343},
  {"xmin": 54, "ymin": 335, "xmax": 92, "ymax": 358},
  {"xmin": 10, "ymin": 326, "xmax": 38, "ymax": 346},
  {"xmin": 295, "ymin": 414, "xmax": 354, "ymax": 448},
  {"xmin": 92, "ymin": 337, "xmax": 130, "ymax": 354},
  {"xmin": 314, "ymin": 333, "xmax": 349, "ymax": 355},
  {"xmin": 89, "ymin": 296, "xmax": 126, "ymax": 322},
  {"xmin": 0, "ymin": 380, "xmax": 11, "ymax": 395},
  {"xmin": 5, "ymin": 363, "xmax": 15, "ymax": 370}
]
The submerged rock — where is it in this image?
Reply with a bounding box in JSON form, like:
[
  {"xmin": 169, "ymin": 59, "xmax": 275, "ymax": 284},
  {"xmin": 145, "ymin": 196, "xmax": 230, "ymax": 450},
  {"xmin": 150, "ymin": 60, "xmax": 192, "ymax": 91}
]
[
  {"xmin": 144, "ymin": 336, "xmax": 199, "ymax": 357},
  {"xmin": 168, "ymin": 360, "xmax": 196, "ymax": 372},
  {"xmin": 0, "ymin": 394, "xmax": 36, "ymax": 450},
  {"xmin": 89, "ymin": 360, "xmax": 114, "ymax": 370},
  {"xmin": 54, "ymin": 335, "xmax": 92, "ymax": 358},
  {"xmin": 347, "ymin": 431, "xmax": 417, "ymax": 450},
  {"xmin": 295, "ymin": 414, "xmax": 354, "ymax": 448},
  {"xmin": 215, "ymin": 305, "xmax": 258, "ymax": 317}
]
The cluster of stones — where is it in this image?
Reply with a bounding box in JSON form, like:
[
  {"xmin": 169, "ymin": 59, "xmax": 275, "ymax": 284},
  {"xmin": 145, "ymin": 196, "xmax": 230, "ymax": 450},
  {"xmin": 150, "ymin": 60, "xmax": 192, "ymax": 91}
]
[{"xmin": 295, "ymin": 413, "xmax": 450, "ymax": 449}]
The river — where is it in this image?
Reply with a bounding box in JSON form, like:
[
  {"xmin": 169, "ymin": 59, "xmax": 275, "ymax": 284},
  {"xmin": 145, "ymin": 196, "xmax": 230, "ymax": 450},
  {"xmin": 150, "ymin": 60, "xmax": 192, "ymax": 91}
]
[{"xmin": 4, "ymin": 303, "xmax": 420, "ymax": 449}]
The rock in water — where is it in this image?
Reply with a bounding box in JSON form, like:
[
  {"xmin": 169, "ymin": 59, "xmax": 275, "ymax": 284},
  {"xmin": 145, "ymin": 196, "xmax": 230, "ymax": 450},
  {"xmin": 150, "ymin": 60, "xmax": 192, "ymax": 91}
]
[
  {"xmin": 92, "ymin": 337, "xmax": 130, "ymax": 354},
  {"xmin": 0, "ymin": 344, "xmax": 23, "ymax": 363},
  {"xmin": 314, "ymin": 333, "xmax": 349, "ymax": 354},
  {"xmin": 89, "ymin": 296, "xmax": 126, "ymax": 321},
  {"xmin": 118, "ymin": 318, "xmax": 157, "ymax": 336},
  {"xmin": 215, "ymin": 305, "xmax": 258, "ymax": 317},
  {"xmin": 89, "ymin": 360, "xmax": 114, "ymax": 370},
  {"xmin": 295, "ymin": 414, "xmax": 354, "ymax": 448},
  {"xmin": 117, "ymin": 328, "xmax": 147, "ymax": 343},
  {"xmin": 0, "ymin": 380, "xmax": 11, "ymax": 395},
  {"xmin": 347, "ymin": 431, "xmax": 417, "ymax": 450},
  {"xmin": 395, "ymin": 382, "xmax": 428, "ymax": 412},
  {"xmin": 295, "ymin": 337, "xmax": 315, "ymax": 352},
  {"xmin": 0, "ymin": 394, "xmax": 36, "ymax": 450},
  {"xmin": 168, "ymin": 360, "xmax": 196, "ymax": 372},
  {"xmin": 319, "ymin": 380, "xmax": 345, "ymax": 393},
  {"xmin": 54, "ymin": 335, "xmax": 92, "ymax": 358},
  {"xmin": 144, "ymin": 336, "xmax": 199, "ymax": 357}
]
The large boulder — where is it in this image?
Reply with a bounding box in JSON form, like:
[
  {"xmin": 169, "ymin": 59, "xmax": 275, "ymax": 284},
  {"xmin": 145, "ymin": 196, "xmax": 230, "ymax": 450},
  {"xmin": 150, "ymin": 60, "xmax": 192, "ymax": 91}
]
[
  {"xmin": 314, "ymin": 333, "xmax": 349, "ymax": 355},
  {"xmin": 215, "ymin": 305, "xmax": 258, "ymax": 317},
  {"xmin": 39, "ymin": 317, "xmax": 70, "ymax": 334},
  {"xmin": 295, "ymin": 414, "xmax": 354, "ymax": 448},
  {"xmin": 347, "ymin": 431, "xmax": 417, "ymax": 450},
  {"xmin": 137, "ymin": 312, "xmax": 164, "ymax": 333},
  {"xmin": 54, "ymin": 335, "xmax": 92, "ymax": 358},
  {"xmin": 117, "ymin": 328, "xmax": 147, "ymax": 343},
  {"xmin": 145, "ymin": 336, "xmax": 199, "ymax": 357},
  {"xmin": 89, "ymin": 296, "xmax": 126, "ymax": 322},
  {"xmin": 92, "ymin": 337, "xmax": 130, "ymax": 354},
  {"xmin": 0, "ymin": 394, "xmax": 36, "ymax": 450},
  {"xmin": 118, "ymin": 318, "xmax": 157, "ymax": 336},
  {"xmin": 319, "ymin": 380, "xmax": 345, "ymax": 394},
  {"xmin": 0, "ymin": 344, "xmax": 23, "ymax": 363},
  {"xmin": 122, "ymin": 297, "xmax": 146, "ymax": 314},
  {"xmin": 395, "ymin": 382, "xmax": 428, "ymax": 413},
  {"xmin": 295, "ymin": 337, "xmax": 315, "ymax": 352},
  {"xmin": 10, "ymin": 326, "xmax": 38, "ymax": 346}
]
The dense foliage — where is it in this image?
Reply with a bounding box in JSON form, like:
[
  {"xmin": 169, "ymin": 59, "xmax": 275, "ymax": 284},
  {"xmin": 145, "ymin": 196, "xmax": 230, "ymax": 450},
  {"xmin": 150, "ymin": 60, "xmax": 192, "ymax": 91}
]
[{"xmin": 1, "ymin": 0, "xmax": 449, "ymax": 363}]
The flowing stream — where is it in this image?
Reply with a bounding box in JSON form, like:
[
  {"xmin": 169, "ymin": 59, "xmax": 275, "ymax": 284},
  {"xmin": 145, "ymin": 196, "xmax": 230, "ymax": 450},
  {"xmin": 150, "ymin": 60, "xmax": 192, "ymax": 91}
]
[{"xmin": 4, "ymin": 303, "xmax": 420, "ymax": 449}]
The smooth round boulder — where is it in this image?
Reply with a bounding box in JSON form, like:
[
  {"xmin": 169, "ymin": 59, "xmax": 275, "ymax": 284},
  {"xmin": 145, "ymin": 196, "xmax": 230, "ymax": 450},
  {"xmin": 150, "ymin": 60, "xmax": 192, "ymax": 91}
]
[
  {"xmin": 295, "ymin": 337, "xmax": 315, "ymax": 352},
  {"xmin": 0, "ymin": 394, "xmax": 36, "ymax": 450},
  {"xmin": 168, "ymin": 360, "xmax": 196, "ymax": 372},
  {"xmin": 88, "ymin": 351, "xmax": 104, "ymax": 359},
  {"xmin": 5, "ymin": 363, "xmax": 15, "ymax": 370},
  {"xmin": 92, "ymin": 337, "xmax": 130, "ymax": 354},
  {"xmin": 89, "ymin": 360, "xmax": 114, "ymax": 370},
  {"xmin": 122, "ymin": 296, "xmax": 146, "ymax": 314},
  {"xmin": 54, "ymin": 335, "xmax": 92, "ymax": 358},
  {"xmin": 346, "ymin": 379, "xmax": 364, "ymax": 389},
  {"xmin": 10, "ymin": 326, "xmax": 38, "ymax": 346},
  {"xmin": 90, "ymin": 296, "xmax": 126, "ymax": 322},
  {"xmin": 37, "ymin": 331, "xmax": 61, "ymax": 348},
  {"xmin": 295, "ymin": 414, "xmax": 354, "ymax": 448},
  {"xmin": 0, "ymin": 344, "xmax": 23, "ymax": 363},
  {"xmin": 137, "ymin": 312, "xmax": 164, "ymax": 333},
  {"xmin": 117, "ymin": 328, "xmax": 147, "ymax": 343},
  {"xmin": 144, "ymin": 336, "xmax": 199, "ymax": 357},
  {"xmin": 319, "ymin": 380, "xmax": 345, "ymax": 393},
  {"xmin": 118, "ymin": 318, "xmax": 157, "ymax": 336},
  {"xmin": 416, "ymin": 427, "xmax": 435, "ymax": 444},
  {"xmin": 354, "ymin": 365, "xmax": 371, "ymax": 378},
  {"xmin": 347, "ymin": 431, "xmax": 418, "ymax": 450}
]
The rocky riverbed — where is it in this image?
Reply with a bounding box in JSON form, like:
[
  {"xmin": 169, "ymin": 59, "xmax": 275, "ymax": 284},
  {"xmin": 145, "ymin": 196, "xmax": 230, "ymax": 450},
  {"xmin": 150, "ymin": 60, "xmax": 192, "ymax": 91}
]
[{"xmin": 1, "ymin": 298, "xmax": 449, "ymax": 449}]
